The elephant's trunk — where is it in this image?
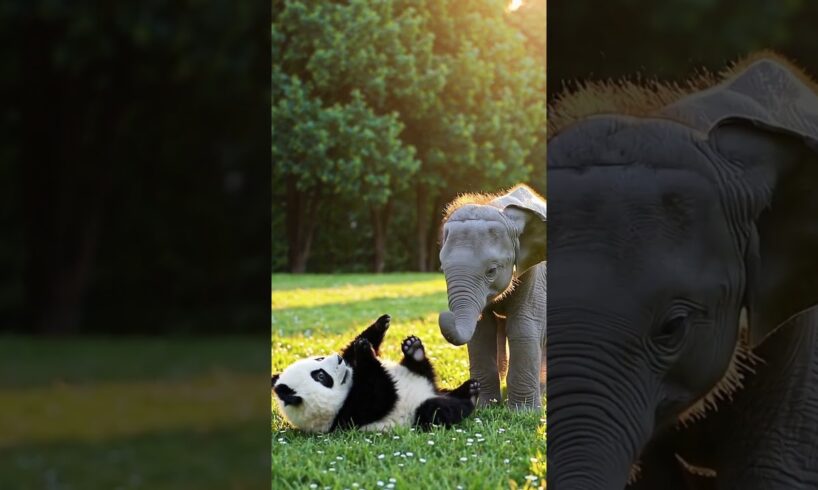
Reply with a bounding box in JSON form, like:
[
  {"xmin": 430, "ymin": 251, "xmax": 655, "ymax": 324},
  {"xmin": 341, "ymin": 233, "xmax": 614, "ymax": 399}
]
[
  {"xmin": 439, "ymin": 308, "xmax": 481, "ymax": 346},
  {"xmin": 439, "ymin": 271, "xmax": 487, "ymax": 346},
  {"xmin": 548, "ymin": 330, "xmax": 653, "ymax": 489}
]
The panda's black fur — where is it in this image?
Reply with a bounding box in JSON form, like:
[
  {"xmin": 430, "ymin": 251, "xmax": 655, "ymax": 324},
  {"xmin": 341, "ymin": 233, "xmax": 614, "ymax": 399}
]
[{"xmin": 272, "ymin": 314, "xmax": 479, "ymax": 432}]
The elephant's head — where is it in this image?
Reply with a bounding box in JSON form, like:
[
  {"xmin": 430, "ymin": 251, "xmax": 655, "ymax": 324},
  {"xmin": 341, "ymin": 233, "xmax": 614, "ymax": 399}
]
[
  {"xmin": 547, "ymin": 56, "xmax": 818, "ymax": 488},
  {"xmin": 438, "ymin": 185, "xmax": 546, "ymax": 346}
]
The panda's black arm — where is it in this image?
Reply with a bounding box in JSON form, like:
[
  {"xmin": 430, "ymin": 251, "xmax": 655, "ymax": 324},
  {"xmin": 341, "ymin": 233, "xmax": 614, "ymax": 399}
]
[
  {"xmin": 330, "ymin": 338, "xmax": 398, "ymax": 431},
  {"xmin": 341, "ymin": 314, "xmax": 390, "ymax": 363}
]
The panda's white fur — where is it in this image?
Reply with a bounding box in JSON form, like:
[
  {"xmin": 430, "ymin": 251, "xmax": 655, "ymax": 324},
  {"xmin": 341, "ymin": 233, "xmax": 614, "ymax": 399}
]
[
  {"xmin": 274, "ymin": 354, "xmax": 353, "ymax": 433},
  {"xmin": 274, "ymin": 357, "xmax": 437, "ymax": 433},
  {"xmin": 358, "ymin": 361, "xmax": 436, "ymax": 431}
]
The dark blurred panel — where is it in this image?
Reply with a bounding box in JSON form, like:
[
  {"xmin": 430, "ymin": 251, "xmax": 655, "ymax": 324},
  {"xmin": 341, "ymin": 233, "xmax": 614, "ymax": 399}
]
[
  {"xmin": 1, "ymin": 1, "xmax": 270, "ymax": 334},
  {"xmin": 0, "ymin": 1, "xmax": 271, "ymax": 488}
]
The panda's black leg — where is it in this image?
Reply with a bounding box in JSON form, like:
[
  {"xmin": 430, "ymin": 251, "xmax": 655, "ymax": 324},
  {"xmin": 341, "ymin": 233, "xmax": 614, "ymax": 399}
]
[
  {"xmin": 446, "ymin": 379, "xmax": 480, "ymax": 405},
  {"xmin": 415, "ymin": 395, "xmax": 476, "ymax": 428},
  {"xmin": 341, "ymin": 314, "xmax": 390, "ymax": 361},
  {"xmin": 400, "ymin": 336, "xmax": 436, "ymax": 382}
]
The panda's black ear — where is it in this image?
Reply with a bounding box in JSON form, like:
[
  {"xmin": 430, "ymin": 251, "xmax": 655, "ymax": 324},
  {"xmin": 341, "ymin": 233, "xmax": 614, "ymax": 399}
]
[
  {"xmin": 274, "ymin": 383, "xmax": 303, "ymax": 406},
  {"xmin": 271, "ymin": 374, "xmax": 280, "ymax": 387}
]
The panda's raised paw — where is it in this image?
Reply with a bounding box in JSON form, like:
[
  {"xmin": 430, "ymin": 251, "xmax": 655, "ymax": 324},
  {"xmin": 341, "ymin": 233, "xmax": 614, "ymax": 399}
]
[
  {"xmin": 401, "ymin": 335, "xmax": 425, "ymax": 361},
  {"xmin": 374, "ymin": 314, "xmax": 391, "ymax": 332}
]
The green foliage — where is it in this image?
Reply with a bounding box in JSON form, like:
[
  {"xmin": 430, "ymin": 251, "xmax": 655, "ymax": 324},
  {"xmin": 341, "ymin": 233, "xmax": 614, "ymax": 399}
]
[
  {"xmin": 273, "ymin": 0, "xmax": 547, "ymax": 272},
  {"xmin": 271, "ymin": 273, "xmax": 546, "ymax": 488}
]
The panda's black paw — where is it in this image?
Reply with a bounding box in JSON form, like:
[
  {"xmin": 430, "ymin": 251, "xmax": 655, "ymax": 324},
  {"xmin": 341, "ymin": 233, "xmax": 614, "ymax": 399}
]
[
  {"xmin": 468, "ymin": 379, "xmax": 480, "ymax": 405},
  {"xmin": 374, "ymin": 314, "xmax": 391, "ymax": 332},
  {"xmin": 401, "ymin": 335, "xmax": 425, "ymax": 361},
  {"xmin": 450, "ymin": 378, "xmax": 480, "ymax": 403}
]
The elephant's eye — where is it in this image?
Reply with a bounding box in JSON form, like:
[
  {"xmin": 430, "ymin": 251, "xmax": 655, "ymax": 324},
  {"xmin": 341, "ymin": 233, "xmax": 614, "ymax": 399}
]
[
  {"xmin": 486, "ymin": 266, "xmax": 498, "ymax": 278},
  {"xmin": 654, "ymin": 315, "xmax": 689, "ymax": 348}
]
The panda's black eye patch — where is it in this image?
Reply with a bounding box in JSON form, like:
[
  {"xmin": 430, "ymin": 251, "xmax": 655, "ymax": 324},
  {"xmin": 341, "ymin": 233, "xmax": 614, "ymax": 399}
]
[{"xmin": 311, "ymin": 369, "xmax": 333, "ymax": 388}]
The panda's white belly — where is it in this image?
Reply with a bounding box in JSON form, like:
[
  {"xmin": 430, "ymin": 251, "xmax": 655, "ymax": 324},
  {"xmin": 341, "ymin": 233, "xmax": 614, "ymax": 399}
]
[{"xmin": 360, "ymin": 362, "xmax": 436, "ymax": 431}]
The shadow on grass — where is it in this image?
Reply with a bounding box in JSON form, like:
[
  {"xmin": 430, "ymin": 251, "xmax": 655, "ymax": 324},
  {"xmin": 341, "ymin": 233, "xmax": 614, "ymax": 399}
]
[
  {"xmin": 271, "ymin": 273, "xmax": 443, "ymax": 291},
  {"xmin": 271, "ymin": 291, "xmax": 448, "ymax": 335}
]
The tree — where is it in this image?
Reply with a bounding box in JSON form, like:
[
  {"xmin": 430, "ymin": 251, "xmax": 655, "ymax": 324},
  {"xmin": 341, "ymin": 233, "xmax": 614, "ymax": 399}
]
[{"xmin": 272, "ymin": 0, "xmax": 546, "ymax": 272}]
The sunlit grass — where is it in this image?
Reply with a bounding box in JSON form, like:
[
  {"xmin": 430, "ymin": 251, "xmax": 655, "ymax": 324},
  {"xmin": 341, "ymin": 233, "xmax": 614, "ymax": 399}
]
[
  {"xmin": 271, "ymin": 278, "xmax": 446, "ymax": 310},
  {"xmin": 272, "ymin": 273, "xmax": 545, "ymax": 489}
]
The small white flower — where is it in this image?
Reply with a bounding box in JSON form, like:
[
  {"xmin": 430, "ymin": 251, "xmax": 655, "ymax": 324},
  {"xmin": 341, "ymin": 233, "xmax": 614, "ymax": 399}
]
[
  {"xmin": 317, "ymin": 450, "xmax": 324, "ymax": 454},
  {"xmin": 459, "ymin": 457, "xmax": 468, "ymax": 462},
  {"xmin": 330, "ymin": 462, "xmax": 336, "ymax": 466},
  {"xmin": 386, "ymin": 485, "xmax": 394, "ymax": 490},
  {"xmin": 427, "ymin": 440, "xmax": 435, "ymax": 446},
  {"xmin": 393, "ymin": 451, "xmax": 400, "ymax": 457},
  {"xmin": 329, "ymin": 468, "xmax": 336, "ymax": 472},
  {"xmin": 477, "ymin": 438, "xmax": 485, "ymax": 443},
  {"xmin": 475, "ymin": 433, "xmax": 483, "ymax": 438},
  {"xmin": 526, "ymin": 475, "xmax": 538, "ymax": 481},
  {"xmin": 389, "ymin": 478, "xmax": 396, "ymax": 483},
  {"xmin": 406, "ymin": 452, "xmax": 414, "ymax": 457},
  {"xmin": 466, "ymin": 442, "xmax": 472, "ymax": 446},
  {"xmin": 378, "ymin": 454, "xmax": 385, "ymax": 460},
  {"xmin": 393, "ymin": 436, "xmax": 400, "ymax": 440},
  {"xmin": 337, "ymin": 456, "xmax": 344, "ymax": 460},
  {"xmin": 377, "ymin": 481, "xmax": 384, "ymax": 487},
  {"xmin": 420, "ymin": 458, "xmax": 427, "ymax": 463},
  {"xmin": 398, "ymin": 463, "xmax": 404, "ymax": 467},
  {"xmin": 467, "ymin": 438, "xmax": 474, "ymax": 443},
  {"xmin": 352, "ymin": 484, "xmax": 359, "ymax": 488},
  {"xmin": 455, "ymin": 429, "xmax": 463, "ymax": 433},
  {"xmin": 530, "ymin": 457, "xmax": 538, "ymax": 463},
  {"xmin": 498, "ymin": 428, "xmax": 506, "ymax": 433},
  {"xmin": 503, "ymin": 459, "xmax": 510, "ymax": 464},
  {"xmin": 310, "ymin": 485, "xmax": 317, "ymax": 489}
]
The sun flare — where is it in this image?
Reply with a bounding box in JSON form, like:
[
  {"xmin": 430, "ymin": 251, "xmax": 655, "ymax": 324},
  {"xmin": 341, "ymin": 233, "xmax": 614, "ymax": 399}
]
[{"xmin": 508, "ymin": 0, "xmax": 524, "ymax": 12}]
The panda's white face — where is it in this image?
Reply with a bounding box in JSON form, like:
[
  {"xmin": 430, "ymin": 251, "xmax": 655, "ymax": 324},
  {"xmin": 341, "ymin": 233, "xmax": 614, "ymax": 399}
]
[{"xmin": 273, "ymin": 354, "xmax": 353, "ymax": 433}]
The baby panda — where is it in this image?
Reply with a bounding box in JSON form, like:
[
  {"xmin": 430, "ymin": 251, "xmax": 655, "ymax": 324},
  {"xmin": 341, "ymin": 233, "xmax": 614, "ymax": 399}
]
[{"xmin": 272, "ymin": 314, "xmax": 479, "ymax": 433}]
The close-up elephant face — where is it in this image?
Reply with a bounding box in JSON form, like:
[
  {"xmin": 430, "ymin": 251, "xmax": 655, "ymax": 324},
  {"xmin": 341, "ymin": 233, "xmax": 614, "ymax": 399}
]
[{"xmin": 547, "ymin": 58, "xmax": 818, "ymax": 489}]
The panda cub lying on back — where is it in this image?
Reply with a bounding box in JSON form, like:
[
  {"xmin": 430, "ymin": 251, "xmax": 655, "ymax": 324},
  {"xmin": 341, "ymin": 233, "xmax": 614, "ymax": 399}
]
[{"xmin": 272, "ymin": 314, "xmax": 479, "ymax": 433}]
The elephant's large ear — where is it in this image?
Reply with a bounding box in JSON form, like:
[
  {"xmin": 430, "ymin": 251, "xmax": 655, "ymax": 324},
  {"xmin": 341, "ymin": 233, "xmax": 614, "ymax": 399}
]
[
  {"xmin": 665, "ymin": 56, "xmax": 818, "ymax": 347},
  {"xmin": 494, "ymin": 185, "xmax": 547, "ymax": 274}
]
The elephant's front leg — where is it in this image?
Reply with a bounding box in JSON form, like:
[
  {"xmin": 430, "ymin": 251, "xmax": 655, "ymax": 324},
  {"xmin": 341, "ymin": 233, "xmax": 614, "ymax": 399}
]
[
  {"xmin": 467, "ymin": 313, "xmax": 502, "ymax": 406},
  {"xmin": 506, "ymin": 327, "xmax": 544, "ymax": 410},
  {"xmin": 505, "ymin": 265, "xmax": 546, "ymax": 410}
]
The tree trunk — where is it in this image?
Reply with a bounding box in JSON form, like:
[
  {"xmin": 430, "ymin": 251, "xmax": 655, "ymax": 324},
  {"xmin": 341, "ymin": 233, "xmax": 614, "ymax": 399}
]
[
  {"xmin": 285, "ymin": 176, "xmax": 321, "ymax": 273},
  {"xmin": 425, "ymin": 191, "xmax": 445, "ymax": 271},
  {"xmin": 415, "ymin": 182, "xmax": 429, "ymax": 271},
  {"xmin": 371, "ymin": 198, "xmax": 393, "ymax": 273}
]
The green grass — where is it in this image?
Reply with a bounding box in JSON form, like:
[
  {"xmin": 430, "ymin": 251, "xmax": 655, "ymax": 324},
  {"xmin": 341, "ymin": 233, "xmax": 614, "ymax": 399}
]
[
  {"xmin": 272, "ymin": 273, "xmax": 546, "ymax": 490},
  {"xmin": 0, "ymin": 337, "xmax": 268, "ymax": 489}
]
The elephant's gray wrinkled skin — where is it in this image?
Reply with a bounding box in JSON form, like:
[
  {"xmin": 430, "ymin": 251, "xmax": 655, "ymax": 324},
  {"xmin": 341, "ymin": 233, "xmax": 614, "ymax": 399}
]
[
  {"xmin": 547, "ymin": 56, "xmax": 818, "ymax": 489},
  {"xmin": 438, "ymin": 185, "xmax": 546, "ymax": 409}
]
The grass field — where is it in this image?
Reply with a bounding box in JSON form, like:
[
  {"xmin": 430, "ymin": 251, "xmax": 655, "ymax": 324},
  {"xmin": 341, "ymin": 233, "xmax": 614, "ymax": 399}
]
[
  {"xmin": 272, "ymin": 273, "xmax": 546, "ymax": 490},
  {"xmin": 0, "ymin": 337, "xmax": 268, "ymax": 489}
]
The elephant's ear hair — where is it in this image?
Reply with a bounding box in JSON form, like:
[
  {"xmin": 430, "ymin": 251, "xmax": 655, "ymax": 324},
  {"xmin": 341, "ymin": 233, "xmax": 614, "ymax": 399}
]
[
  {"xmin": 494, "ymin": 184, "xmax": 547, "ymax": 274},
  {"xmin": 677, "ymin": 57, "xmax": 818, "ymax": 347}
]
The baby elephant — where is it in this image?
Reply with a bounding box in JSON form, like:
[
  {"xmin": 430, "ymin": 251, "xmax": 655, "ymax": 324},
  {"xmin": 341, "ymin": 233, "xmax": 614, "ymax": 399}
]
[
  {"xmin": 438, "ymin": 184, "xmax": 546, "ymax": 409},
  {"xmin": 272, "ymin": 314, "xmax": 479, "ymax": 433}
]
